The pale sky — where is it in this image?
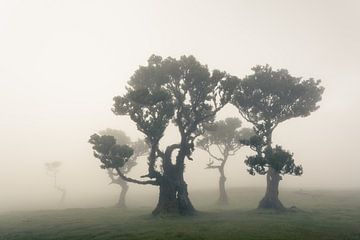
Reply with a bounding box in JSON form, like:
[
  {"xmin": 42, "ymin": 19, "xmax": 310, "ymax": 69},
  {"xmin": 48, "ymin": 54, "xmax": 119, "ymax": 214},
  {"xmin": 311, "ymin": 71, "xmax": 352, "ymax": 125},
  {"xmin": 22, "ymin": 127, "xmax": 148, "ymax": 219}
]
[{"xmin": 0, "ymin": 0, "xmax": 359, "ymax": 212}]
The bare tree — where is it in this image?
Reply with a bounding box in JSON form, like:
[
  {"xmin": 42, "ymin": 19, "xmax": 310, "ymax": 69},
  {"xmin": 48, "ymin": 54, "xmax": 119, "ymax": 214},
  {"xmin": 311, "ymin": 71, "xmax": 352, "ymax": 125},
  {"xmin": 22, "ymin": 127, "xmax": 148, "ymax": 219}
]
[{"xmin": 45, "ymin": 161, "xmax": 66, "ymax": 204}]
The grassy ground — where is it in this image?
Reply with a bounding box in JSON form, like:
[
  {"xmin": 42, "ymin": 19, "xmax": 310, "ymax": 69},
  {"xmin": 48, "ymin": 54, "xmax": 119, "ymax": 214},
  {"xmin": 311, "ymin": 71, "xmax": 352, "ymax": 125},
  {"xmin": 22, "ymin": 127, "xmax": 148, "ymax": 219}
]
[{"xmin": 1, "ymin": 188, "xmax": 360, "ymax": 240}]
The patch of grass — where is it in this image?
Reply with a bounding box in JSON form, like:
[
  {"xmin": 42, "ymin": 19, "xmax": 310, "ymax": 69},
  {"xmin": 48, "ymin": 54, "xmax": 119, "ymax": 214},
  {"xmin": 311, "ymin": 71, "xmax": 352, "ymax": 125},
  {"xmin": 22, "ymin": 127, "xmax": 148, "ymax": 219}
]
[{"xmin": 1, "ymin": 189, "xmax": 360, "ymax": 240}]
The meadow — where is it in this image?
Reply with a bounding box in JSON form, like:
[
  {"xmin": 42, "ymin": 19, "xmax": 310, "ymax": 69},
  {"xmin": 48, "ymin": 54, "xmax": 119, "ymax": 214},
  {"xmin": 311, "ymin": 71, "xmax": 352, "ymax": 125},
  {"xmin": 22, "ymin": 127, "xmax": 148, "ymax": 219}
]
[{"xmin": 1, "ymin": 188, "xmax": 360, "ymax": 240}]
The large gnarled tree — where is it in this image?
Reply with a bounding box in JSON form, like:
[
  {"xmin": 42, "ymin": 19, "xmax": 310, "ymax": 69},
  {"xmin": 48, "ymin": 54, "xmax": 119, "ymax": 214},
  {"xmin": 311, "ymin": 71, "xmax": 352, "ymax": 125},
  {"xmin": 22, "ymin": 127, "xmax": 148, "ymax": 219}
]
[
  {"xmin": 196, "ymin": 118, "xmax": 253, "ymax": 205},
  {"xmin": 90, "ymin": 55, "xmax": 237, "ymax": 215},
  {"xmin": 97, "ymin": 129, "xmax": 148, "ymax": 208},
  {"xmin": 232, "ymin": 65, "xmax": 324, "ymax": 210}
]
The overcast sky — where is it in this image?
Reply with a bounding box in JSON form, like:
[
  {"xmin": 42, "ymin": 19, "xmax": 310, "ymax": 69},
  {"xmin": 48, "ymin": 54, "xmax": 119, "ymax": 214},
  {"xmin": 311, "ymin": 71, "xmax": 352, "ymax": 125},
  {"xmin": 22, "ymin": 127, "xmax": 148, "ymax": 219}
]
[{"xmin": 1, "ymin": 0, "xmax": 359, "ymax": 212}]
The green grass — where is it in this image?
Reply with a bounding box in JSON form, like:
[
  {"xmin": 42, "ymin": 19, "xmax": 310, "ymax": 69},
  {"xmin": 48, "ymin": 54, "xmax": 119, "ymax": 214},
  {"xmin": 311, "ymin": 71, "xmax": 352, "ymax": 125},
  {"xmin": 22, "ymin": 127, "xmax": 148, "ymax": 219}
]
[{"xmin": 1, "ymin": 188, "xmax": 360, "ymax": 240}]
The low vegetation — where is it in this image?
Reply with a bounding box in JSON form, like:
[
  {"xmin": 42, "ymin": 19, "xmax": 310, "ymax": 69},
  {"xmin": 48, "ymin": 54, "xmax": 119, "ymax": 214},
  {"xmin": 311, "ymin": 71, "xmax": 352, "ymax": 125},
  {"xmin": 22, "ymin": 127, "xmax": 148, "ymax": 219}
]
[{"xmin": 1, "ymin": 188, "xmax": 359, "ymax": 240}]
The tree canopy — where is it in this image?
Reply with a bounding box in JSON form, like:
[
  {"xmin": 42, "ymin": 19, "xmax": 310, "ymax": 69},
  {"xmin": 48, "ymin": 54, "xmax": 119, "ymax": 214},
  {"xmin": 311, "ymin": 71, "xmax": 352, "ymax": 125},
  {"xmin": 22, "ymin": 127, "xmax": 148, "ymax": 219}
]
[
  {"xmin": 197, "ymin": 117, "xmax": 253, "ymax": 166},
  {"xmin": 112, "ymin": 55, "xmax": 237, "ymax": 182},
  {"xmin": 97, "ymin": 128, "xmax": 148, "ymax": 172},
  {"xmin": 89, "ymin": 134, "xmax": 134, "ymax": 170},
  {"xmin": 90, "ymin": 129, "xmax": 149, "ymax": 207},
  {"xmin": 232, "ymin": 64, "xmax": 324, "ymax": 209},
  {"xmin": 99, "ymin": 128, "xmax": 131, "ymax": 145},
  {"xmin": 110, "ymin": 55, "xmax": 237, "ymax": 215},
  {"xmin": 232, "ymin": 65, "xmax": 324, "ymax": 176}
]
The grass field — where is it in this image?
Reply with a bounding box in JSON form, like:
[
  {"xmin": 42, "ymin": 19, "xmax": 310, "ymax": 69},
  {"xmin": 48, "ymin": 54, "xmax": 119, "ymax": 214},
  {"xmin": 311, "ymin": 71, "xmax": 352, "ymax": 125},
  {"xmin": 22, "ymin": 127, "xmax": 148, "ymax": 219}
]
[{"xmin": 1, "ymin": 188, "xmax": 360, "ymax": 240}]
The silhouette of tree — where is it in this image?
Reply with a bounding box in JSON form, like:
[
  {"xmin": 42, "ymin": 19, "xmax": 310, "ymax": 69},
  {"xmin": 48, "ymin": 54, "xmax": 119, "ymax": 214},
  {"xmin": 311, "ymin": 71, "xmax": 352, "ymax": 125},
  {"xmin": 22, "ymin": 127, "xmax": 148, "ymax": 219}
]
[
  {"xmin": 232, "ymin": 65, "xmax": 324, "ymax": 210},
  {"xmin": 98, "ymin": 129, "xmax": 148, "ymax": 208},
  {"xmin": 45, "ymin": 161, "xmax": 66, "ymax": 204},
  {"xmin": 90, "ymin": 55, "xmax": 237, "ymax": 215},
  {"xmin": 196, "ymin": 118, "xmax": 253, "ymax": 205}
]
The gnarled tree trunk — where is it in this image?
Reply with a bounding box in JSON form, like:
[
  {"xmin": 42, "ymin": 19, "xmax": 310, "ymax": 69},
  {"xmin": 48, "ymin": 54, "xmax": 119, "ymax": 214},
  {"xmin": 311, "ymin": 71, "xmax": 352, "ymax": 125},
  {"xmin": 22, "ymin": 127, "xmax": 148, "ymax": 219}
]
[
  {"xmin": 177, "ymin": 171, "xmax": 195, "ymax": 214},
  {"xmin": 152, "ymin": 145, "xmax": 195, "ymax": 216},
  {"xmin": 152, "ymin": 174, "xmax": 178, "ymax": 215},
  {"xmin": 258, "ymin": 167, "xmax": 285, "ymax": 210},
  {"xmin": 152, "ymin": 169, "xmax": 195, "ymax": 216}
]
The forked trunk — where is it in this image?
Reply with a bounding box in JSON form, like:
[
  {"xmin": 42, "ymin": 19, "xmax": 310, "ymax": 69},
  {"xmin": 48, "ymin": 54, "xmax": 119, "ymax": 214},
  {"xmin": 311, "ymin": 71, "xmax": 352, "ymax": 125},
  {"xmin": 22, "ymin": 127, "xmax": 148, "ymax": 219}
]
[
  {"xmin": 116, "ymin": 178, "xmax": 129, "ymax": 208},
  {"xmin": 258, "ymin": 167, "xmax": 285, "ymax": 210},
  {"xmin": 217, "ymin": 168, "xmax": 229, "ymax": 206},
  {"xmin": 152, "ymin": 142, "xmax": 196, "ymax": 216}
]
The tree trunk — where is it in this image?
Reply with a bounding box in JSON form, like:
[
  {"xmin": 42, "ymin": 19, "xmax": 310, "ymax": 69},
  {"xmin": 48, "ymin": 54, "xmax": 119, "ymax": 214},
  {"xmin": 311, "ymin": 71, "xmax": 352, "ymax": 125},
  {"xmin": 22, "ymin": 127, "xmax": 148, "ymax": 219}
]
[
  {"xmin": 54, "ymin": 174, "xmax": 66, "ymax": 204},
  {"xmin": 258, "ymin": 167, "xmax": 285, "ymax": 210},
  {"xmin": 57, "ymin": 187, "xmax": 66, "ymax": 204},
  {"xmin": 152, "ymin": 176, "xmax": 178, "ymax": 215},
  {"xmin": 152, "ymin": 142, "xmax": 196, "ymax": 216},
  {"xmin": 115, "ymin": 178, "xmax": 129, "ymax": 208},
  {"xmin": 152, "ymin": 168, "xmax": 195, "ymax": 216},
  {"xmin": 217, "ymin": 167, "xmax": 229, "ymax": 206},
  {"xmin": 177, "ymin": 173, "xmax": 195, "ymax": 215}
]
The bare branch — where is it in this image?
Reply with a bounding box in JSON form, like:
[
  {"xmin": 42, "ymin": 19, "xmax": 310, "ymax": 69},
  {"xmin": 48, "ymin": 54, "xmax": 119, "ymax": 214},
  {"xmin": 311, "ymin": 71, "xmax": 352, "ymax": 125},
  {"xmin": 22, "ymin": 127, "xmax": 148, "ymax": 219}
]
[
  {"xmin": 115, "ymin": 168, "xmax": 159, "ymax": 186},
  {"xmin": 216, "ymin": 144, "xmax": 225, "ymax": 156},
  {"xmin": 205, "ymin": 165, "xmax": 221, "ymax": 169},
  {"xmin": 206, "ymin": 149, "xmax": 223, "ymax": 162}
]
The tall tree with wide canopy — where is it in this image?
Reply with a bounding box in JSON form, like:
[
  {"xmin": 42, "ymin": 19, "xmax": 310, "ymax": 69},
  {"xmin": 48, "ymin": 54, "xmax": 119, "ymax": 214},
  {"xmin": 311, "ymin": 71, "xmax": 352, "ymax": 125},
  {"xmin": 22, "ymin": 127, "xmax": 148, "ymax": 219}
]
[
  {"xmin": 91, "ymin": 55, "xmax": 237, "ymax": 215},
  {"xmin": 196, "ymin": 118, "xmax": 253, "ymax": 205},
  {"xmin": 97, "ymin": 129, "xmax": 148, "ymax": 208},
  {"xmin": 232, "ymin": 65, "xmax": 324, "ymax": 210}
]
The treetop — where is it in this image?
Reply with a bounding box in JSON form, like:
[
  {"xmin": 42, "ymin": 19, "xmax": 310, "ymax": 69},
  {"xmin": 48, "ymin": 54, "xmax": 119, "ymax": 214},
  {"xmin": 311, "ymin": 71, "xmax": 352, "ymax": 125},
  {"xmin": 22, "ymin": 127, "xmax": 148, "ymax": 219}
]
[{"xmin": 232, "ymin": 64, "xmax": 324, "ymax": 129}]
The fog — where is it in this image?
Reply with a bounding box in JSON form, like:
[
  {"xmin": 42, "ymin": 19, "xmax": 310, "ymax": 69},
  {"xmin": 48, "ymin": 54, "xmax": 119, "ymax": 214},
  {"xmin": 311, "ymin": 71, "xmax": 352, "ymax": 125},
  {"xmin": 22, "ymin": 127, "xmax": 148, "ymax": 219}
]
[{"xmin": 1, "ymin": 0, "xmax": 359, "ymax": 213}]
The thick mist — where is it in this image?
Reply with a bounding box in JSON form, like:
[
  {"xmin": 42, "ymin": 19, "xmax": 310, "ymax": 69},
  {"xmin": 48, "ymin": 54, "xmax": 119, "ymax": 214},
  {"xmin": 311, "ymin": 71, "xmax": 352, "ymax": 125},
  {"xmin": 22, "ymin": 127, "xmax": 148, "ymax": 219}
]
[{"xmin": 0, "ymin": 0, "xmax": 359, "ymax": 213}]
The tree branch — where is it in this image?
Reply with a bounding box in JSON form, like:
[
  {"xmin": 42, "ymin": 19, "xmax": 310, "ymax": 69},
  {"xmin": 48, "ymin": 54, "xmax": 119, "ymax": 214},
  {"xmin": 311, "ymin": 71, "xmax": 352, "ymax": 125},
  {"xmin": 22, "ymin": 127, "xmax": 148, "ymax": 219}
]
[
  {"xmin": 216, "ymin": 144, "xmax": 225, "ymax": 156},
  {"xmin": 205, "ymin": 165, "xmax": 221, "ymax": 169},
  {"xmin": 206, "ymin": 148, "xmax": 223, "ymax": 162},
  {"xmin": 115, "ymin": 168, "xmax": 159, "ymax": 186},
  {"xmin": 229, "ymin": 145, "xmax": 242, "ymax": 155},
  {"xmin": 164, "ymin": 144, "xmax": 181, "ymax": 158}
]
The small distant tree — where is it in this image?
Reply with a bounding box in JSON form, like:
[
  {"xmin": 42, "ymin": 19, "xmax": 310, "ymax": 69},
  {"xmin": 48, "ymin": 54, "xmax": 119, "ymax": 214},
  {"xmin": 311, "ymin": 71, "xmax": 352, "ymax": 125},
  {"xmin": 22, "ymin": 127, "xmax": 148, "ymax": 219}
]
[
  {"xmin": 196, "ymin": 118, "xmax": 253, "ymax": 205},
  {"xmin": 90, "ymin": 55, "xmax": 236, "ymax": 215},
  {"xmin": 232, "ymin": 65, "xmax": 324, "ymax": 210},
  {"xmin": 45, "ymin": 161, "xmax": 66, "ymax": 204},
  {"xmin": 97, "ymin": 129, "xmax": 148, "ymax": 208}
]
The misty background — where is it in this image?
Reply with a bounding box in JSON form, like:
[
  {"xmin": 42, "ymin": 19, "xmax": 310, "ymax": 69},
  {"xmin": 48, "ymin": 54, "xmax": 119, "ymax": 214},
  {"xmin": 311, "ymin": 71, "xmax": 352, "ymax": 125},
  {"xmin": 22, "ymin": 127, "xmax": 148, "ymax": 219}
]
[{"xmin": 0, "ymin": 0, "xmax": 359, "ymax": 213}]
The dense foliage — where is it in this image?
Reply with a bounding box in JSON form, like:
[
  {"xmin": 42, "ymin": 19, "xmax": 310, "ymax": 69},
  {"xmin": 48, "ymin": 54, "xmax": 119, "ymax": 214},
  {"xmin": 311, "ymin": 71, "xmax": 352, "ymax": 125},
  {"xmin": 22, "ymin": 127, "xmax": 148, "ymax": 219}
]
[{"xmin": 232, "ymin": 65, "xmax": 324, "ymax": 209}]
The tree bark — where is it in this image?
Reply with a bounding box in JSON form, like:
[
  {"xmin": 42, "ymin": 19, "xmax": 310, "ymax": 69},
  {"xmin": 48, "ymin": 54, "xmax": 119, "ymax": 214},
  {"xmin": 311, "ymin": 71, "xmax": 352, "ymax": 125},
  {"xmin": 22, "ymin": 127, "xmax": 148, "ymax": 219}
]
[
  {"xmin": 152, "ymin": 175, "xmax": 178, "ymax": 215},
  {"xmin": 257, "ymin": 130, "xmax": 285, "ymax": 210},
  {"xmin": 115, "ymin": 178, "xmax": 129, "ymax": 208},
  {"xmin": 152, "ymin": 170, "xmax": 195, "ymax": 215},
  {"xmin": 258, "ymin": 167, "xmax": 285, "ymax": 210},
  {"xmin": 177, "ymin": 170, "xmax": 195, "ymax": 215}
]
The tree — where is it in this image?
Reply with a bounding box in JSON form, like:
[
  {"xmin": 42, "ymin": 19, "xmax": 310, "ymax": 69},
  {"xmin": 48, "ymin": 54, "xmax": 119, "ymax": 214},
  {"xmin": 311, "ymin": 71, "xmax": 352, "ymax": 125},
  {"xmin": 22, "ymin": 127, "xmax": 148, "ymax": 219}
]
[
  {"xmin": 45, "ymin": 161, "xmax": 66, "ymax": 204},
  {"xmin": 90, "ymin": 55, "xmax": 237, "ymax": 215},
  {"xmin": 98, "ymin": 129, "xmax": 148, "ymax": 208},
  {"xmin": 196, "ymin": 118, "xmax": 253, "ymax": 205},
  {"xmin": 232, "ymin": 65, "xmax": 324, "ymax": 210}
]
